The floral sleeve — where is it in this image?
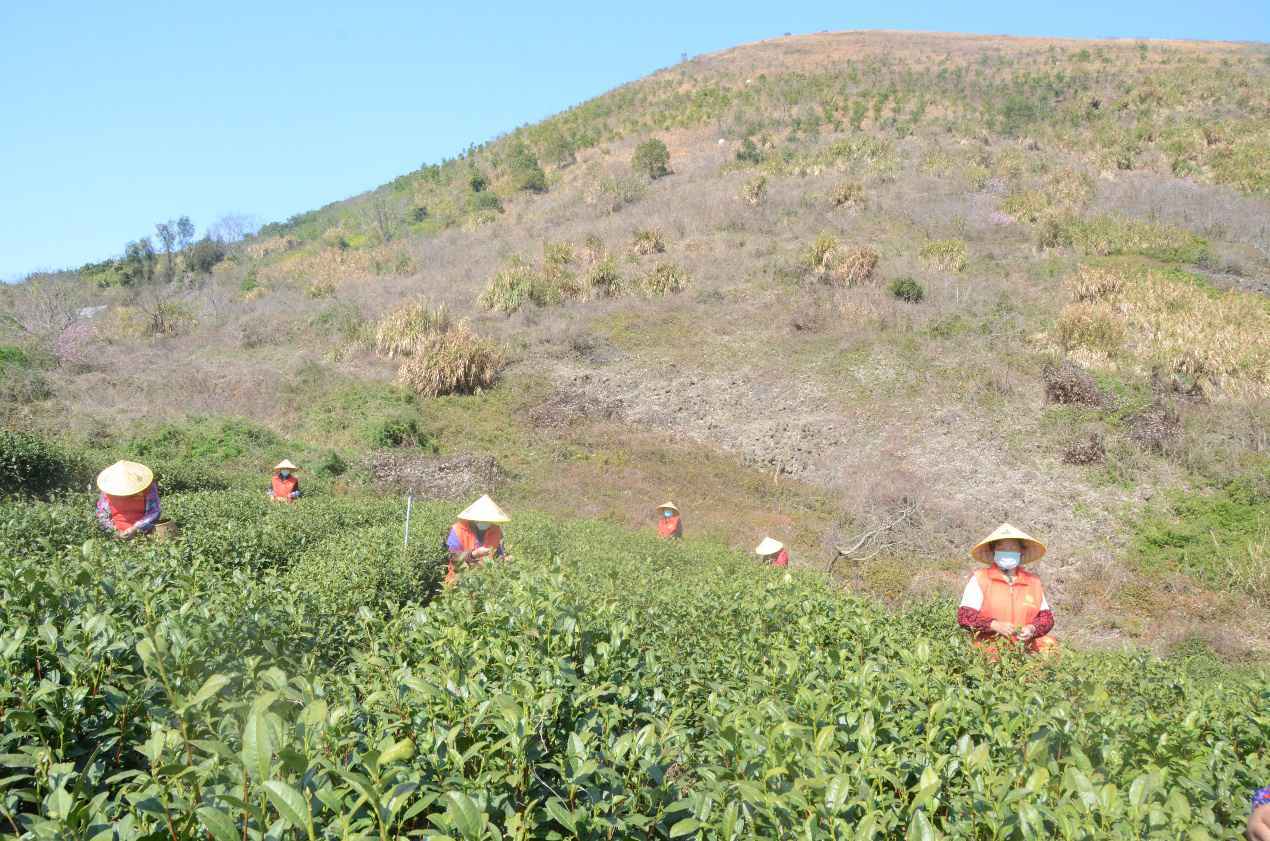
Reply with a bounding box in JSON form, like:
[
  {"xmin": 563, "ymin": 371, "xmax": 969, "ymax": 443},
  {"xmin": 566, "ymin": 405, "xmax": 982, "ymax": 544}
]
[
  {"xmin": 1254, "ymin": 787, "xmax": 1270, "ymax": 811},
  {"xmin": 95, "ymin": 494, "xmax": 114, "ymax": 532}
]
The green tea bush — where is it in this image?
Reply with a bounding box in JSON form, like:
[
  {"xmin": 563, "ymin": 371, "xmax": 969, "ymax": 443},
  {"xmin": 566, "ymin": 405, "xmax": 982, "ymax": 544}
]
[
  {"xmin": 0, "ymin": 428, "xmax": 83, "ymax": 497},
  {"xmin": 0, "ymin": 491, "xmax": 1266, "ymax": 838}
]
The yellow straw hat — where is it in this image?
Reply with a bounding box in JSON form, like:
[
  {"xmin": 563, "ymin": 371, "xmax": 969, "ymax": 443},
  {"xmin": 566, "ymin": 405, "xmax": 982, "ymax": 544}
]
[
  {"xmin": 657, "ymin": 501, "xmax": 680, "ymax": 514},
  {"xmin": 96, "ymin": 461, "xmax": 154, "ymax": 497},
  {"xmin": 970, "ymin": 523, "xmax": 1046, "ymax": 565},
  {"xmin": 755, "ymin": 536, "xmax": 784, "ymax": 556},
  {"xmin": 457, "ymin": 494, "xmax": 510, "ymax": 524},
  {"xmin": 273, "ymin": 459, "xmax": 300, "ymax": 472}
]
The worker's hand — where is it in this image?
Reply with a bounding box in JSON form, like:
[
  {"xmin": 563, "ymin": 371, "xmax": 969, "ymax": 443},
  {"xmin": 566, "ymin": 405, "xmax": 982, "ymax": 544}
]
[
  {"xmin": 120, "ymin": 527, "xmax": 136, "ymax": 540},
  {"xmin": 1016, "ymin": 625, "xmax": 1037, "ymax": 642},
  {"xmin": 471, "ymin": 546, "xmax": 492, "ymax": 560},
  {"xmin": 988, "ymin": 620, "xmax": 1016, "ymax": 637},
  {"xmin": 1249, "ymin": 803, "xmax": 1270, "ymax": 841}
]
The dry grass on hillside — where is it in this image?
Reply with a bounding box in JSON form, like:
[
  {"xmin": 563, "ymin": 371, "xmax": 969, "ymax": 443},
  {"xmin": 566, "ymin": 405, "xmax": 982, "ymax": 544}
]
[{"xmin": 1053, "ymin": 263, "xmax": 1270, "ymax": 398}]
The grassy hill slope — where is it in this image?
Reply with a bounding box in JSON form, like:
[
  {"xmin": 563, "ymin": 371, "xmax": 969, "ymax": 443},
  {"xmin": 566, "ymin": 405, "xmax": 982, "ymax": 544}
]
[{"xmin": 2, "ymin": 30, "xmax": 1268, "ymax": 657}]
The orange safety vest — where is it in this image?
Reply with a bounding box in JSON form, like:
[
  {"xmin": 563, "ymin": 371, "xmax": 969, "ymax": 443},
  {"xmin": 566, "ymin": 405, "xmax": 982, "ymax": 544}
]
[
  {"xmin": 104, "ymin": 487, "xmax": 151, "ymax": 532},
  {"xmin": 657, "ymin": 515, "xmax": 682, "ymax": 539},
  {"xmin": 971, "ymin": 566, "xmax": 1057, "ymax": 653},
  {"xmin": 446, "ymin": 521, "xmax": 503, "ymax": 585},
  {"xmin": 271, "ymin": 474, "xmax": 299, "ymax": 500}
]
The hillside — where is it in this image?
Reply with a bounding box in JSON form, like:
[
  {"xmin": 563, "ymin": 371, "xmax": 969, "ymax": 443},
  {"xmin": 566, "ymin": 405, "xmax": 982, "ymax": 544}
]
[{"xmin": 2, "ymin": 30, "xmax": 1269, "ymax": 660}]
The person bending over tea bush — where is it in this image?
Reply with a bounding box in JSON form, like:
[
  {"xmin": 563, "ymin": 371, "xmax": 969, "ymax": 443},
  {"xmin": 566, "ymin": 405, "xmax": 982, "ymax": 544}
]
[
  {"xmin": 95, "ymin": 460, "xmax": 161, "ymax": 539},
  {"xmin": 445, "ymin": 494, "xmax": 509, "ymax": 585}
]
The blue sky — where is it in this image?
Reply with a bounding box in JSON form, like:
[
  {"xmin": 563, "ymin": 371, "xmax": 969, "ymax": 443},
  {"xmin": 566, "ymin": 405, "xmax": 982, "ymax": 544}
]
[{"xmin": 2, "ymin": 1, "xmax": 1266, "ymax": 280}]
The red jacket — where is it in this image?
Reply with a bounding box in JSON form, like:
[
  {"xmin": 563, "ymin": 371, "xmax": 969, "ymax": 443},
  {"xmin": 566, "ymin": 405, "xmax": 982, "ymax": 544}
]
[
  {"xmin": 271, "ymin": 474, "xmax": 300, "ymax": 500},
  {"xmin": 657, "ymin": 515, "xmax": 682, "ymax": 540},
  {"xmin": 446, "ymin": 520, "xmax": 503, "ymax": 585}
]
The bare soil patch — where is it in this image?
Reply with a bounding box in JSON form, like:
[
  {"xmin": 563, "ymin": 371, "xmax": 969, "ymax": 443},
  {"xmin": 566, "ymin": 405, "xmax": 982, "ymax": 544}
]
[{"xmin": 362, "ymin": 452, "xmax": 505, "ymax": 500}]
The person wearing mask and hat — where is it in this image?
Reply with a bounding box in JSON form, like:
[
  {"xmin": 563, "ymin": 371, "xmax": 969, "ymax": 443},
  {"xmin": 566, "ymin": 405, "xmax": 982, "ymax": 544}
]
[
  {"xmin": 269, "ymin": 460, "xmax": 302, "ymax": 502},
  {"xmin": 445, "ymin": 494, "xmax": 509, "ymax": 586},
  {"xmin": 957, "ymin": 523, "xmax": 1058, "ymax": 654},
  {"xmin": 755, "ymin": 536, "xmax": 789, "ymax": 567},
  {"xmin": 656, "ymin": 502, "xmax": 682, "ymax": 540},
  {"xmin": 95, "ymin": 460, "xmax": 161, "ymax": 539}
]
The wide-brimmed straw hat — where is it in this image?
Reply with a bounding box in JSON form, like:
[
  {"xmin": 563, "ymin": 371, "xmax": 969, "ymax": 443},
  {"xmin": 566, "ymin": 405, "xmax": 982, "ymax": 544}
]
[
  {"xmin": 458, "ymin": 494, "xmax": 510, "ymax": 524},
  {"xmin": 273, "ymin": 459, "xmax": 300, "ymax": 472},
  {"xmin": 657, "ymin": 501, "xmax": 680, "ymax": 514},
  {"xmin": 970, "ymin": 523, "xmax": 1046, "ymax": 565},
  {"xmin": 755, "ymin": 536, "xmax": 784, "ymax": 556},
  {"xmin": 96, "ymin": 461, "xmax": 153, "ymax": 497}
]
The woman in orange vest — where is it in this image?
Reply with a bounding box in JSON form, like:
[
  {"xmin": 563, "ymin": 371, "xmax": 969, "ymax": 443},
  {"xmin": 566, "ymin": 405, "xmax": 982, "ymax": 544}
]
[
  {"xmin": 95, "ymin": 460, "xmax": 161, "ymax": 539},
  {"xmin": 656, "ymin": 501, "xmax": 682, "ymax": 540},
  {"xmin": 957, "ymin": 523, "xmax": 1058, "ymax": 654},
  {"xmin": 755, "ymin": 536, "xmax": 789, "ymax": 567},
  {"xmin": 270, "ymin": 460, "xmax": 302, "ymax": 502},
  {"xmin": 444, "ymin": 495, "xmax": 509, "ymax": 585}
]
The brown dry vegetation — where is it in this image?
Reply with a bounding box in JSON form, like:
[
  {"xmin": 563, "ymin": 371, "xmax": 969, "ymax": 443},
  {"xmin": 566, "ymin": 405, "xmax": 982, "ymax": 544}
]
[{"xmin": 5, "ymin": 31, "xmax": 1270, "ymax": 658}]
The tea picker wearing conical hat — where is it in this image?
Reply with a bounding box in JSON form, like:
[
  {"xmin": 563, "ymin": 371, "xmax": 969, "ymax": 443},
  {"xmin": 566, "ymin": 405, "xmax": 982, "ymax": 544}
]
[
  {"xmin": 656, "ymin": 501, "xmax": 682, "ymax": 540},
  {"xmin": 95, "ymin": 461, "xmax": 161, "ymax": 539},
  {"xmin": 444, "ymin": 495, "xmax": 509, "ymax": 586},
  {"xmin": 269, "ymin": 460, "xmax": 302, "ymax": 503},
  {"xmin": 755, "ymin": 536, "xmax": 789, "ymax": 568},
  {"xmin": 957, "ymin": 523, "xmax": 1058, "ymax": 654}
]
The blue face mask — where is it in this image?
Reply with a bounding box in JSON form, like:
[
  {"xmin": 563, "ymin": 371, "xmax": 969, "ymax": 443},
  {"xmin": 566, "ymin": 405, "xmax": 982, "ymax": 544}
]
[
  {"xmin": 994, "ymin": 550, "xmax": 1021, "ymax": 571},
  {"xmin": 279, "ymin": 471, "xmax": 290, "ymax": 479},
  {"xmin": 662, "ymin": 510, "xmax": 674, "ymax": 519}
]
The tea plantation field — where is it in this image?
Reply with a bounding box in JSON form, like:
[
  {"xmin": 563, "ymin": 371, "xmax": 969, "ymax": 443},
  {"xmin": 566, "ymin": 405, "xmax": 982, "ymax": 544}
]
[{"xmin": 1, "ymin": 489, "xmax": 1267, "ymax": 839}]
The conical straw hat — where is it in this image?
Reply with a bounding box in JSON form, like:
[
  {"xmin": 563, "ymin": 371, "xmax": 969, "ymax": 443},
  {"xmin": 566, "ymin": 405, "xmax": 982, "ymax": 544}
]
[
  {"xmin": 755, "ymin": 536, "xmax": 784, "ymax": 555},
  {"xmin": 457, "ymin": 494, "xmax": 510, "ymax": 524},
  {"xmin": 273, "ymin": 459, "xmax": 300, "ymax": 472},
  {"xmin": 96, "ymin": 461, "xmax": 153, "ymax": 496},
  {"xmin": 970, "ymin": 523, "xmax": 1046, "ymax": 565},
  {"xmin": 657, "ymin": 501, "xmax": 679, "ymax": 514}
]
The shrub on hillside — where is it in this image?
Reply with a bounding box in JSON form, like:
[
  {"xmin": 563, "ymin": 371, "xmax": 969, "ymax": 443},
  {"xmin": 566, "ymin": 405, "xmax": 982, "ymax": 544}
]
[
  {"xmin": 889, "ymin": 277, "xmax": 926, "ymax": 303},
  {"xmin": 504, "ymin": 143, "xmax": 547, "ymax": 193},
  {"xmin": 0, "ymin": 429, "xmax": 82, "ymax": 497},
  {"xmin": 631, "ymin": 138, "xmax": 671, "ymax": 179},
  {"xmin": 375, "ymin": 299, "xmax": 451, "ymax": 358},
  {"xmin": 364, "ymin": 414, "xmax": 437, "ymax": 450},
  {"xmin": 629, "ymin": 229, "xmax": 666, "ymax": 255},
  {"xmin": 479, "ymin": 260, "xmax": 545, "ymax": 315},
  {"xmin": 804, "ymin": 232, "xmax": 840, "ymax": 273},
  {"xmin": 828, "ymin": 246, "xmax": 879, "ymax": 287},
  {"xmin": 316, "ymin": 450, "xmax": 348, "ymax": 477},
  {"xmin": 1062, "ymin": 432, "xmax": 1107, "ymax": 466},
  {"xmin": 640, "ymin": 263, "xmax": 689, "ymax": 297},
  {"xmin": 1042, "ymin": 360, "xmax": 1106, "ymax": 406},
  {"xmin": 741, "ymin": 175, "xmax": 768, "ymax": 207},
  {"xmin": 586, "ymin": 256, "xmax": 624, "ymax": 298},
  {"xmin": 395, "ymin": 323, "xmax": 504, "ymax": 398},
  {"xmin": 736, "ymin": 137, "xmax": 763, "ymax": 164},
  {"xmin": 919, "ymin": 239, "xmax": 968, "ymax": 272},
  {"xmin": 586, "ymin": 171, "xmax": 647, "ymax": 214},
  {"xmin": 1067, "ymin": 216, "xmax": 1209, "ymax": 263},
  {"xmin": 185, "ymin": 238, "xmax": 227, "ymax": 274},
  {"xmin": 829, "ymin": 181, "xmax": 866, "ymax": 209}
]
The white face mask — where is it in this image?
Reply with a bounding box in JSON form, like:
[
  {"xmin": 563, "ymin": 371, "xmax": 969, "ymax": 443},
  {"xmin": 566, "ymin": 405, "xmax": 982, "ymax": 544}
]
[{"xmin": 994, "ymin": 550, "xmax": 1021, "ymax": 572}]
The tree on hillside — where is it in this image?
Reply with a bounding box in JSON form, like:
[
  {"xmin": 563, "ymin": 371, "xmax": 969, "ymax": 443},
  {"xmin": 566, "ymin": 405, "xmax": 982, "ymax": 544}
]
[
  {"xmin": 632, "ymin": 138, "xmax": 671, "ymax": 179},
  {"xmin": 186, "ymin": 238, "xmax": 227, "ymax": 274},
  {"xmin": 207, "ymin": 213, "xmax": 258, "ymax": 243},
  {"xmin": 2, "ymin": 273, "xmax": 84, "ymax": 338},
  {"xmin": 154, "ymin": 222, "xmax": 177, "ymax": 282},
  {"xmin": 505, "ymin": 142, "xmax": 547, "ymax": 193},
  {"xmin": 365, "ymin": 196, "xmax": 400, "ymax": 243},
  {"xmin": 120, "ymin": 238, "xmax": 157, "ymax": 286},
  {"xmin": 176, "ymin": 216, "xmax": 195, "ymax": 250}
]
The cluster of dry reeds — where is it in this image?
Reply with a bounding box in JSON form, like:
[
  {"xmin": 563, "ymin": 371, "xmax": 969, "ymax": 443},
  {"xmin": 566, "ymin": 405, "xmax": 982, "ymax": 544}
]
[
  {"xmin": 373, "ymin": 299, "xmax": 502, "ymax": 397},
  {"xmin": 1054, "ymin": 264, "xmax": 1270, "ymax": 398}
]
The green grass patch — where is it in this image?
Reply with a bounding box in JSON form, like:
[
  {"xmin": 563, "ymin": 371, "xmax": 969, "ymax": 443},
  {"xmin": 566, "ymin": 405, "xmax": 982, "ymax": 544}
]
[{"xmin": 1132, "ymin": 475, "xmax": 1270, "ymax": 601}]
